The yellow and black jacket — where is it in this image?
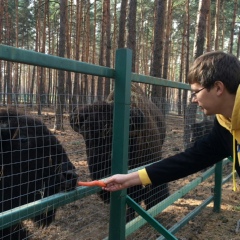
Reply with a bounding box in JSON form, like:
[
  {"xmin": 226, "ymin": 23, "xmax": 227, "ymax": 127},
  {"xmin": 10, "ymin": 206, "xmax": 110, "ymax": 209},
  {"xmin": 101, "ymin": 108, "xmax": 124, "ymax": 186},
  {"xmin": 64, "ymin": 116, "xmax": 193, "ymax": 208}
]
[{"xmin": 139, "ymin": 87, "xmax": 240, "ymax": 189}]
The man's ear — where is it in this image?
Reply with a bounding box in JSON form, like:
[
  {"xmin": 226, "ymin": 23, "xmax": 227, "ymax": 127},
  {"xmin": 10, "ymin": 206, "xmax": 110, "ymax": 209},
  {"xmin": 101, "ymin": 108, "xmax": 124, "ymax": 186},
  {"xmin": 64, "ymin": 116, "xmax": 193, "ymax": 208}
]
[{"xmin": 214, "ymin": 81, "xmax": 225, "ymax": 96}]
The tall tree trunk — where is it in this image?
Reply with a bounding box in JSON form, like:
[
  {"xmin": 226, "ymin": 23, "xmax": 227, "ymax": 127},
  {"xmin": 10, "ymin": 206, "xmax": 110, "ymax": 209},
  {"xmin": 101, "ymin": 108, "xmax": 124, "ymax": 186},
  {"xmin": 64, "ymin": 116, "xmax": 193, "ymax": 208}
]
[
  {"xmin": 112, "ymin": 0, "xmax": 117, "ymax": 68},
  {"xmin": 55, "ymin": 0, "xmax": 67, "ymax": 130},
  {"xmin": 220, "ymin": 0, "xmax": 225, "ymax": 50},
  {"xmin": 0, "ymin": 0, "xmax": 3, "ymax": 102},
  {"xmin": 127, "ymin": 0, "xmax": 137, "ymax": 72},
  {"xmin": 97, "ymin": 0, "xmax": 108, "ymax": 100},
  {"xmin": 47, "ymin": 0, "xmax": 52, "ymax": 106},
  {"xmin": 206, "ymin": 0, "xmax": 211, "ymax": 52},
  {"xmin": 73, "ymin": 0, "xmax": 81, "ymax": 107},
  {"xmin": 35, "ymin": 0, "xmax": 41, "ymax": 114},
  {"xmin": 151, "ymin": 0, "xmax": 167, "ymax": 116},
  {"xmin": 85, "ymin": 0, "xmax": 91, "ymax": 103},
  {"xmin": 228, "ymin": 0, "xmax": 237, "ymax": 54},
  {"xmin": 163, "ymin": 0, "xmax": 172, "ymax": 114},
  {"xmin": 163, "ymin": 0, "xmax": 172, "ymax": 81},
  {"xmin": 66, "ymin": 0, "xmax": 73, "ymax": 111},
  {"xmin": 214, "ymin": 0, "xmax": 220, "ymax": 50},
  {"xmin": 193, "ymin": 0, "xmax": 210, "ymax": 59},
  {"xmin": 178, "ymin": 9, "xmax": 187, "ymax": 116},
  {"xmin": 185, "ymin": 0, "xmax": 210, "ymax": 149},
  {"xmin": 13, "ymin": 0, "xmax": 19, "ymax": 104},
  {"xmin": 80, "ymin": 1, "xmax": 87, "ymax": 103},
  {"xmin": 90, "ymin": 0, "xmax": 97, "ymax": 102},
  {"xmin": 5, "ymin": 0, "xmax": 12, "ymax": 105},
  {"xmin": 104, "ymin": 0, "xmax": 111, "ymax": 97},
  {"xmin": 118, "ymin": 0, "xmax": 127, "ymax": 48},
  {"xmin": 183, "ymin": 0, "xmax": 190, "ymax": 115},
  {"xmin": 39, "ymin": 0, "xmax": 48, "ymax": 106}
]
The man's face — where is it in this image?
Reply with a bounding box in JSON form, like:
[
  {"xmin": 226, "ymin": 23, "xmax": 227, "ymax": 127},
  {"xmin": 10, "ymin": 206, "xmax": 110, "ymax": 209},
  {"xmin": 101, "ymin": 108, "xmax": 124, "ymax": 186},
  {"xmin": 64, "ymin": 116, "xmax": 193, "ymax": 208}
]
[{"xmin": 190, "ymin": 83, "xmax": 219, "ymax": 116}]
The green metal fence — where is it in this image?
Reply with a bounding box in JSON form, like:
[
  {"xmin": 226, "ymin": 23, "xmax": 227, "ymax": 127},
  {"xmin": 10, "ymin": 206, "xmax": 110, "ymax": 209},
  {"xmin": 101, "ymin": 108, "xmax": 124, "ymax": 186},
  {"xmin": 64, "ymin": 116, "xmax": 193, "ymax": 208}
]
[{"xmin": 0, "ymin": 44, "xmax": 232, "ymax": 239}]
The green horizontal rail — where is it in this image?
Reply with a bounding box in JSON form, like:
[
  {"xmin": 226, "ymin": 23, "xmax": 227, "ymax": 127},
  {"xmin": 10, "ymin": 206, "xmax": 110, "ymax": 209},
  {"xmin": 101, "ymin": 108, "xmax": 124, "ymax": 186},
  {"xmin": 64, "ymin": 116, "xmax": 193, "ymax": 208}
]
[
  {"xmin": 0, "ymin": 45, "xmax": 190, "ymax": 90},
  {"xmin": 0, "ymin": 186, "xmax": 101, "ymax": 230},
  {"xmin": 132, "ymin": 73, "xmax": 191, "ymax": 90},
  {"xmin": 0, "ymin": 44, "xmax": 115, "ymax": 78}
]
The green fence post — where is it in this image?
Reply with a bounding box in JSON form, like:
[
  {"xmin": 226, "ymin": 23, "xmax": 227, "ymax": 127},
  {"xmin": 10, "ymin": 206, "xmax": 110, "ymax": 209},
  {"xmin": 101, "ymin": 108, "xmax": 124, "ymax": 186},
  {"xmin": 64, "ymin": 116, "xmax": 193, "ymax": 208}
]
[
  {"xmin": 213, "ymin": 160, "xmax": 223, "ymax": 212},
  {"xmin": 108, "ymin": 48, "xmax": 132, "ymax": 240}
]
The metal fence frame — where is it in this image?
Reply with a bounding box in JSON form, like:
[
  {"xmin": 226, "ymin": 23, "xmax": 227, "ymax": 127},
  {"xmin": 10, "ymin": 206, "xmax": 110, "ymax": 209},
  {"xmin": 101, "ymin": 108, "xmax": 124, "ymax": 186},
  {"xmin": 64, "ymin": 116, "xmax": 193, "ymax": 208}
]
[{"xmin": 0, "ymin": 45, "xmax": 232, "ymax": 240}]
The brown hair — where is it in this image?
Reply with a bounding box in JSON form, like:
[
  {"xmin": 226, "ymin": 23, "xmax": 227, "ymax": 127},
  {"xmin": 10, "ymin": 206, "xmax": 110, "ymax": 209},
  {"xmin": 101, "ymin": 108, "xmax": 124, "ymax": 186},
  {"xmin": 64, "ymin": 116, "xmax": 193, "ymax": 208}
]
[{"xmin": 187, "ymin": 51, "xmax": 240, "ymax": 94}]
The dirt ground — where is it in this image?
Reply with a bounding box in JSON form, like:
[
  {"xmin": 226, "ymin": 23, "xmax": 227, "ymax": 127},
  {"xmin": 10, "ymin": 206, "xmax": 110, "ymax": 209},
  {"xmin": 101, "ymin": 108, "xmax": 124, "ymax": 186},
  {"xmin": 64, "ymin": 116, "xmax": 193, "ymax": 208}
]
[{"xmin": 17, "ymin": 109, "xmax": 240, "ymax": 240}]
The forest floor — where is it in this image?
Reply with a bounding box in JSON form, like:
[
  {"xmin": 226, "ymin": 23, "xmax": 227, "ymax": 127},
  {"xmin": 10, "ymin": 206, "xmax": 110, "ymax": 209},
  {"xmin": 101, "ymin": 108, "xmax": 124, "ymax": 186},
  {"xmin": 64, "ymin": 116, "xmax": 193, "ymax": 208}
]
[{"xmin": 19, "ymin": 109, "xmax": 240, "ymax": 240}]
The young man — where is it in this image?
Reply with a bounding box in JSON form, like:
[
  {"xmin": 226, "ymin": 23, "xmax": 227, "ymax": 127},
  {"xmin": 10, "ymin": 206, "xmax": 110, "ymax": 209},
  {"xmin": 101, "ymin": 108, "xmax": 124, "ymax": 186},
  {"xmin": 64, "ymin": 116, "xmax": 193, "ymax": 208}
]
[{"xmin": 103, "ymin": 51, "xmax": 240, "ymax": 192}]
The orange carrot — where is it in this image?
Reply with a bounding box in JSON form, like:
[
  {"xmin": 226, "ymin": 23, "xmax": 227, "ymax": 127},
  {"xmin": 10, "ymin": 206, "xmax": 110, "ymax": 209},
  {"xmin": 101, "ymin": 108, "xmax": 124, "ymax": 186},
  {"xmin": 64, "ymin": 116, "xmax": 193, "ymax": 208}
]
[{"xmin": 77, "ymin": 180, "xmax": 106, "ymax": 188}]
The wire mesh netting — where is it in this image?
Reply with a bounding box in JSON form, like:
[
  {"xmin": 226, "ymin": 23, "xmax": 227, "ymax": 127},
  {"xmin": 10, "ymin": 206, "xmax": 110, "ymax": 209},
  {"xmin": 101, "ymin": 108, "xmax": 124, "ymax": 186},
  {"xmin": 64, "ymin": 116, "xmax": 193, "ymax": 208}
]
[{"xmin": 0, "ymin": 83, "xmax": 232, "ymax": 240}]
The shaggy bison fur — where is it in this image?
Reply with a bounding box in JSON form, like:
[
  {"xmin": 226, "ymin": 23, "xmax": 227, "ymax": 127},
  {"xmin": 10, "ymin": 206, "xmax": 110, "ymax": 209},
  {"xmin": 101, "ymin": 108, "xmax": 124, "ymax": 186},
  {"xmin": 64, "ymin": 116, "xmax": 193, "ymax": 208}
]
[
  {"xmin": 70, "ymin": 84, "xmax": 169, "ymax": 221},
  {"xmin": 0, "ymin": 108, "xmax": 78, "ymax": 240}
]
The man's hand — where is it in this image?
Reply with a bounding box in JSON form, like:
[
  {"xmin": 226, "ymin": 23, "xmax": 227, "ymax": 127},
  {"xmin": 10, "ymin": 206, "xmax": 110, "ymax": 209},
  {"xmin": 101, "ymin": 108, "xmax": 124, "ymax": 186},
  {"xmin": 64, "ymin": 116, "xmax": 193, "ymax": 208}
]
[{"xmin": 102, "ymin": 172, "xmax": 142, "ymax": 191}]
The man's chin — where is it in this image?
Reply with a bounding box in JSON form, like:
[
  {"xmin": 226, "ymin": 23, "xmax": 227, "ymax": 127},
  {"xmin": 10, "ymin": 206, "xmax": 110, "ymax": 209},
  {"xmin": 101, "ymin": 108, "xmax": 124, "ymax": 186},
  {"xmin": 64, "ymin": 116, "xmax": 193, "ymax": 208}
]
[
  {"xmin": 199, "ymin": 106, "xmax": 215, "ymax": 116},
  {"xmin": 203, "ymin": 110, "xmax": 214, "ymax": 116},
  {"xmin": 200, "ymin": 107, "xmax": 209, "ymax": 115}
]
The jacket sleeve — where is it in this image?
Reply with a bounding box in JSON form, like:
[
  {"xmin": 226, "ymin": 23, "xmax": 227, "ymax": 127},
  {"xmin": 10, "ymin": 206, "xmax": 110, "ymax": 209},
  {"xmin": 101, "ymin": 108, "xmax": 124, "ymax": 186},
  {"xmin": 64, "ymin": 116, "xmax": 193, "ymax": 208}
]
[{"xmin": 145, "ymin": 117, "xmax": 232, "ymax": 185}]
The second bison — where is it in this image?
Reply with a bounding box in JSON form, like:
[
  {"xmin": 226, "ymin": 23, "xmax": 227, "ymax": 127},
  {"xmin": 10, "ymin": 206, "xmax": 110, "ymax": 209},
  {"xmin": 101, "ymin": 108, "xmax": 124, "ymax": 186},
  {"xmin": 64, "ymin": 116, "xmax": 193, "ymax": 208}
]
[{"xmin": 70, "ymin": 84, "xmax": 169, "ymax": 221}]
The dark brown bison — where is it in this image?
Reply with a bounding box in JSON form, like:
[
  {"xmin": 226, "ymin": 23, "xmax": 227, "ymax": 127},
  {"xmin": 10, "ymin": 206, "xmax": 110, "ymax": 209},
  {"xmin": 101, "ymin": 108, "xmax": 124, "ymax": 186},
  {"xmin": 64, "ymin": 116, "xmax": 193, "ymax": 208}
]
[
  {"xmin": 70, "ymin": 84, "xmax": 169, "ymax": 221},
  {"xmin": 0, "ymin": 108, "xmax": 78, "ymax": 240}
]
